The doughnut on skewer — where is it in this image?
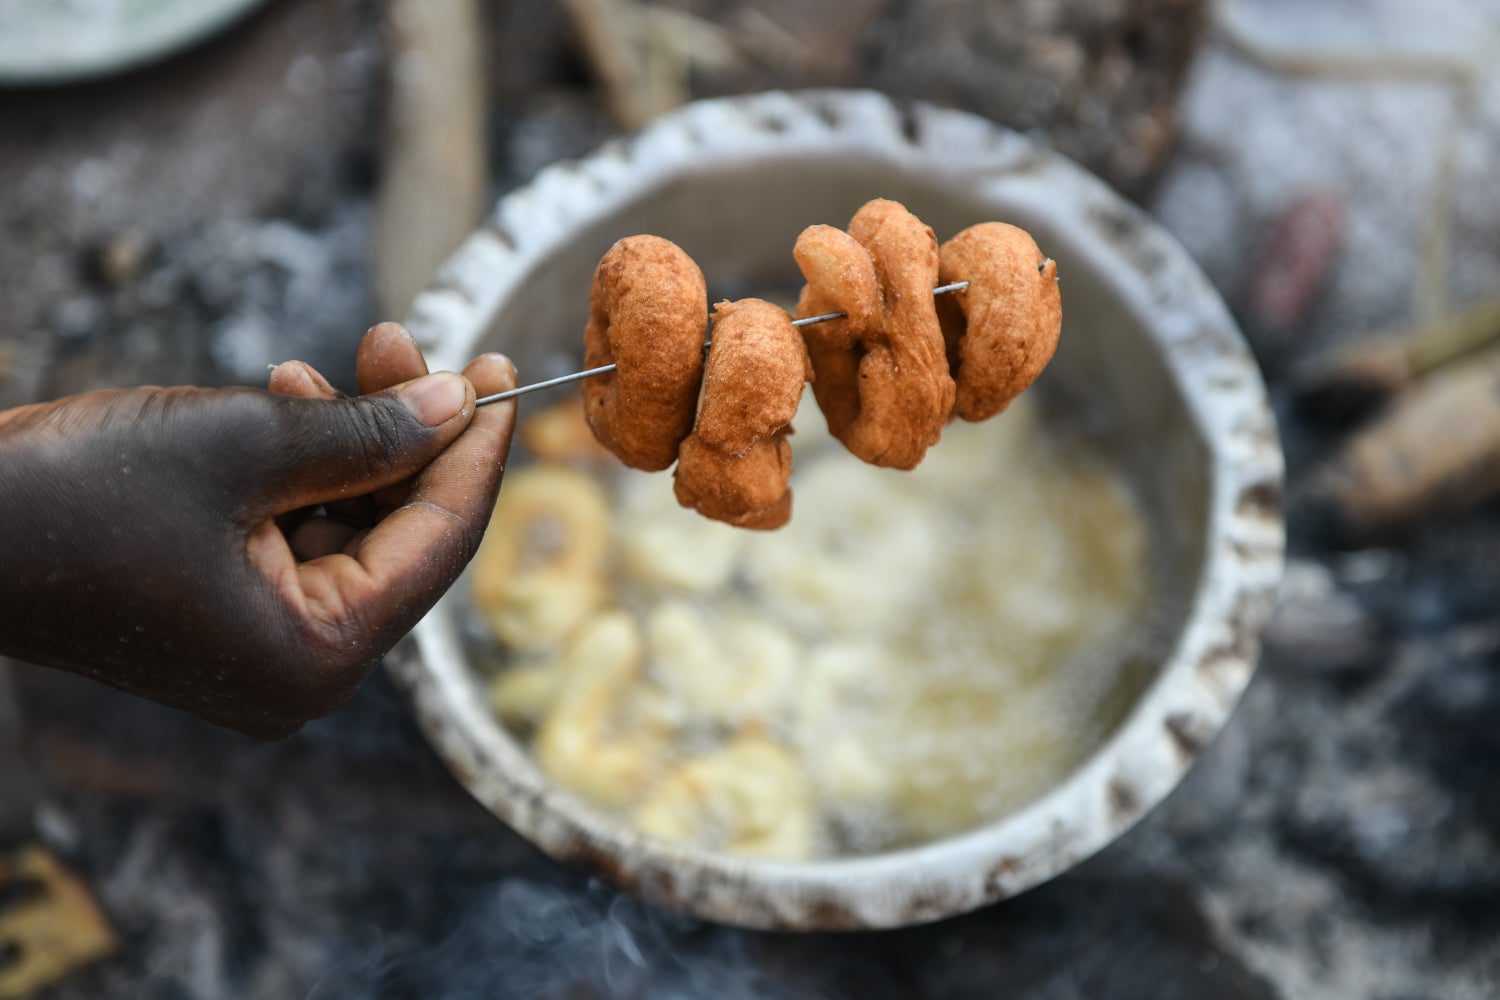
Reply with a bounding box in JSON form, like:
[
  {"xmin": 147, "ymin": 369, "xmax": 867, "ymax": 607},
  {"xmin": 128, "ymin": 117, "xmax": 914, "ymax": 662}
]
[
  {"xmin": 493, "ymin": 203, "xmax": 1059, "ymax": 532},
  {"xmin": 582, "ymin": 235, "xmax": 708, "ymax": 471},
  {"xmin": 794, "ymin": 199, "xmax": 956, "ymax": 470},
  {"xmin": 674, "ymin": 298, "xmax": 812, "ymax": 530},
  {"xmin": 793, "ymin": 225, "xmax": 878, "ymax": 447},
  {"xmin": 937, "ymin": 223, "xmax": 1061, "ymax": 422}
]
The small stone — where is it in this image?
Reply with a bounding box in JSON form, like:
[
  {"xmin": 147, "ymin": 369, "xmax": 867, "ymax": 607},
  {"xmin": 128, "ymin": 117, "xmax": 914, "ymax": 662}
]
[
  {"xmin": 51, "ymin": 295, "xmax": 102, "ymax": 341},
  {"xmin": 1264, "ymin": 559, "xmax": 1382, "ymax": 672},
  {"xmin": 93, "ymin": 231, "xmax": 151, "ymax": 286}
]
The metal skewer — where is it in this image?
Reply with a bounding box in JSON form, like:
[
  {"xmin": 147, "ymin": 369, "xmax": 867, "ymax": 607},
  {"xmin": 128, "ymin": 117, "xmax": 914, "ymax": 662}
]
[{"xmin": 475, "ymin": 280, "xmax": 972, "ymax": 406}]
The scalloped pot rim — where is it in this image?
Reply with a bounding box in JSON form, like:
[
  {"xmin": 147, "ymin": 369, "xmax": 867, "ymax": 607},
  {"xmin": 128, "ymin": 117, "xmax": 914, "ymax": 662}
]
[
  {"xmin": 388, "ymin": 90, "xmax": 1285, "ymax": 931},
  {"xmin": 0, "ymin": 0, "xmax": 272, "ymax": 84}
]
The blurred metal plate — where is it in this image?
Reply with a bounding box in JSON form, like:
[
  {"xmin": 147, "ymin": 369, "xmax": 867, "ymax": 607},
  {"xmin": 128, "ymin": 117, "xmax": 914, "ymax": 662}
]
[{"xmin": 0, "ymin": 0, "xmax": 271, "ymax": 85}]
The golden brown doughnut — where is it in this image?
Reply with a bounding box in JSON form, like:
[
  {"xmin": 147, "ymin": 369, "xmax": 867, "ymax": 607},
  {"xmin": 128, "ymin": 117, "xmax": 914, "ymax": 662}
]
[
  {"xmin": 937, "ymin": 222, "xmax": 1061, "ymax": 422},
  {"xmin": 793, "ymin": 225, "xmax": 877, "ymax": 443},
  {"xmin": 794, "ymin": 199, "xmax": 955, "ymax": 470},
  {"xmin": 675, "ymin": 435, "xmax": 794, "ymax": 531},
  {"xmin": 582, "ymin": 236, "xmax": 708, "ymax": 470},
  {"xmin": 792, "ymin": 224, "xmax": 880, "ymax": 349},
  {"xmin": 673, "ymin": 298, "xmax": 811, "ymax": 530}
]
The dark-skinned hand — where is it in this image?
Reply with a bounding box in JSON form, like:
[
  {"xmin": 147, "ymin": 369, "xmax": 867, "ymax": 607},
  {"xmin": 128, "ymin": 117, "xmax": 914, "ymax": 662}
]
[{"xmin": 0, "ymin": 322, "xmax": 517, "ymax": 739}]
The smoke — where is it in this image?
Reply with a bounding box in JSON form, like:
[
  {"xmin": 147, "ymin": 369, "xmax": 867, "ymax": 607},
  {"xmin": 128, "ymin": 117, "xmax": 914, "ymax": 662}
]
[{"xmin": 303, "ymin": 875, "xmax": 846, "ymax": 1000}]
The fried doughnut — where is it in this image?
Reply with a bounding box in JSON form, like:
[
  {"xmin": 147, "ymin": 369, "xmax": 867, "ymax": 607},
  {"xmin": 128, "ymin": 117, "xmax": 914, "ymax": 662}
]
[
  {"xmin": 675, "ymin": 435, "xmax": 793, "ymax": 530},
  {"xmin": 673, "ymin": 298, "xmax": 811, "ymax": 530},
  {"xmin": 743, "ymin": 455, "xmax": 944, "ymax": 633},
  {"xmin": 793, "ymin": 225, "xmax": 878, "ymax": 439},
  {"xmin": 519, "ymin": 395, "xmax": 615, "ymax": 465},
  {"xmin": 645, "ymin": 600, "xmax": 800, "ymax": 727},
  {"xmin": 792, "ymin": 224, "xmax": 879, "ymax": 349},
  {"xmin": 937, "ymin": 222, "xmax": 1062, "ymax": 421},
  {"xmin": 632, "ymin": 735, "xmax": 815, "ymax": 860},
  {"xmin": 794, "ymin": 199, "xmax": 955, "ymax": 470},
  {"xmin": 471, "ymin": 465, "xmax": 611, "ymax": 650},
  {"xmin": 534, "ymin": 610, "xmax": 670, "ymax": 809},
  {"xmin": 582, "ymin": 235, "xmax": 708, "ymax": 470}
]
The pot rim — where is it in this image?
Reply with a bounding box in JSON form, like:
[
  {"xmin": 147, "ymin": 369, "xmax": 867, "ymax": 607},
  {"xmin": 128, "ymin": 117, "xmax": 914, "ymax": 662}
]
[
  {"xmin": 0, "ymin": 0, "xmax": 272, "ymax": 85},
  {"xmin": 387, "ymin": 89, "xmax": 1285, "ymax": 931}
]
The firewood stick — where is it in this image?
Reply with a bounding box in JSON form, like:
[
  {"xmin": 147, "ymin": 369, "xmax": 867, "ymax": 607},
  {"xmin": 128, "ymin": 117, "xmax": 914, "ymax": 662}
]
[
  {"xmin": 556, "ymin": 0, "xmax": 737, "ymax": 130},
  {"xmin": 1316, "ymin": 345, "xmax": 1500, "ymax": 538},
  {"xmin": 372, "ymin": 0, "xmax": 487, "ymax": 320},
  {"xmin": 1294, "ymin": 296, "xmax": 1500, "ymax": 419},
  {"xmin": 557, "ymin": 0, "xmax": 663, "ymax": 129}
]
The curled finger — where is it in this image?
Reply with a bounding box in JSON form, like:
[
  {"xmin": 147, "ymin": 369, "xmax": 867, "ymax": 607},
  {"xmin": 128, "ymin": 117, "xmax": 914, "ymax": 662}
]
[
  {"xmin": 291, "ymin": 355, "xmax": 518, "ymax": 654},
  {"xmin": 269, "ymin": 360, "xmax": 341, "ymax": 400}
]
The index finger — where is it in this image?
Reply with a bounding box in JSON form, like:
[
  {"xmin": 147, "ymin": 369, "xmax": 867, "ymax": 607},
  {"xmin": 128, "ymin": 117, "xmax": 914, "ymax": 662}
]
[
  {"xmin": 357, "ymin": 322, "xmax": 430, "ymax": 395},
  {"xmin": 268, "ymin": 360, "xmax": 341, "ymax": 400},
  {"xmin": 293, "ymin": 354, "xmax": 518, "ymax": 645}
]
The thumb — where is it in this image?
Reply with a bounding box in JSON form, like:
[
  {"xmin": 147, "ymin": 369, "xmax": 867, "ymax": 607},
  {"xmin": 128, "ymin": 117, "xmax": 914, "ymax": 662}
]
[{"xmin": 254, "ymin": 371, "xmax": 475, "ymax": 515}]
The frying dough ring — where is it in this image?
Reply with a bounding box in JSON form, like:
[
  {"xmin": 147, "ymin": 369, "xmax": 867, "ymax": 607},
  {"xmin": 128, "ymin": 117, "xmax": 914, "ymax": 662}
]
[
  {"xmin": 673, "ymin": 298, "xmax": 811, "ymax": 530},
  {"xmin": 937, "ymin": 222, "xmax": 1062, "ymax": 421},
  {"xmin": 472, "ymin": 465, "xmax": 611, "ymax": 650},
  {"xmin": 582, "ymin": 235, "xmax": 708, "ymax": 471},
  {"xmin": 794, "ymin": 199, "xmax": 955, "ymax": 470}
]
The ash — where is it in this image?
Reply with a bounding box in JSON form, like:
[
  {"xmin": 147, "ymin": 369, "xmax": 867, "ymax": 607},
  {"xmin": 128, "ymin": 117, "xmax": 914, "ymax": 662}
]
[{"xmin": 5, "ymin": 1, "xmax": 1500, "ymax": 998}]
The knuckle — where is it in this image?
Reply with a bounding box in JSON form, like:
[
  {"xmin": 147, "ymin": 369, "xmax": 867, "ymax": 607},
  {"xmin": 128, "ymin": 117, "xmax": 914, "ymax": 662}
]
[
  {"xmin": 268, "ymin": 393, "xmax": 415, "ymax": 475},
  {"xmin": 253, "ymin": 589, "xmax": 380, "ymax": 720},
  {"xmin": 283, "ymin": 619, "xmax": 378, "ymax": 719},
  {"xmin": 342, "ymin": 397, "xmax": 417, "ymax": 476}
]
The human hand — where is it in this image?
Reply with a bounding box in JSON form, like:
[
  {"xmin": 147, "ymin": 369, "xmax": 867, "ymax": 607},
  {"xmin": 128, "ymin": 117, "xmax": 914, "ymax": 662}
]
[{"xmin": 0, "ymin": 323, "xmax": 517, "ymax": 738}]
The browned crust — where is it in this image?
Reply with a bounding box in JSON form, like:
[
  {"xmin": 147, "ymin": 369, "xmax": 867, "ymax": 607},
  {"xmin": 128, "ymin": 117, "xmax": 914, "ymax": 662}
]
[
  {"xmin": 674, "ymin": 434, "xmax": 794, "ymax": 530},
  {"xmin": 792, "ymin": 224, "xmax": 880, "ymax": 348},
  {"xmin": 937, "ymin": 223, "xmax": 1062, "ymax": 422},
  {"xmin": 794, "ymin": 199, "xmax": 955, "ymax": 470},
  {"xmin": 794, "ymin": 224, "xmax": 876, "ymax": 443},
  {"xmin": 672, "ymin": 298, "xmax": 810, "ymax": 530},
  {"xmin": 692, "ymin": 298, "xmax": 812, "ymax": 453},
  {"xmin": 581, "ymin": 235, "xmax": 708, "ymax": 470}
]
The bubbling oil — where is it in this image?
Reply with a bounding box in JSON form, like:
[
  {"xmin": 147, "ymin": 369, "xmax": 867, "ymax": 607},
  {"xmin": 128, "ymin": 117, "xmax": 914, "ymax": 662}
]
[{"xmin": 472, "ymin": 391, "xmax": 1154, "ymax": 860}]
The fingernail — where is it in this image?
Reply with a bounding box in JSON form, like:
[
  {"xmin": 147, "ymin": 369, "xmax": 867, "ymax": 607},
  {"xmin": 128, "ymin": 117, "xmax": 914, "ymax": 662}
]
[{"xmin": 398, "ymin": 372, "xmax": 466, "ymax": 426}]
